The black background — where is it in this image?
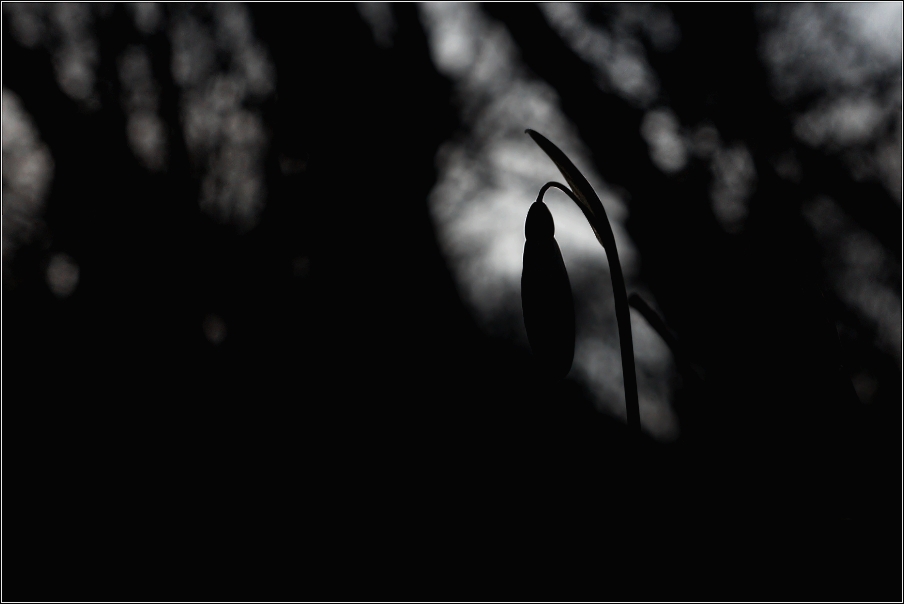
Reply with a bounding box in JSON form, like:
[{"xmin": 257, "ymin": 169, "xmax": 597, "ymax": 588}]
[{"xmin": 3, "ymin": 4, "xmax": 901, "ymax": 601}]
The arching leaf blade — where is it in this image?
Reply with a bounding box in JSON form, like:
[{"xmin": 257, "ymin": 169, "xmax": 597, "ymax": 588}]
[{"xmin": 525, "ymin": 129, "xmax": 616, "ymax": 252}]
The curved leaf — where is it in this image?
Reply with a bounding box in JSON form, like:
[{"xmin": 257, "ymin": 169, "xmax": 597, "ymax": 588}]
[{"xmin": 525, "ymin": 129, "xmax": 617, "ymax": 254}]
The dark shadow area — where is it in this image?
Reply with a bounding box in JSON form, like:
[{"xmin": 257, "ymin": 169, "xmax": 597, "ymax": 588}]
[{"xmin": 3, "ymin": 4, "xmax": 900, "ymax": 601}]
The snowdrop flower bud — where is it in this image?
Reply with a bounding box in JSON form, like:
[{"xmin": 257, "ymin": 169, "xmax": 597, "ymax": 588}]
[{"xmin": 521, "ymin": 200, "xmax": 575, "ymax": 380}]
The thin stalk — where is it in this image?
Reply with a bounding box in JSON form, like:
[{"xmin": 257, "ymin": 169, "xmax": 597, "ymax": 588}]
[{"xmin": 534, "ymin": 179, "xmax": 640, "ymax": 434}]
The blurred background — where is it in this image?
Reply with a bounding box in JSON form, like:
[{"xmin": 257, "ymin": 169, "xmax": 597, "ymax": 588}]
[{"xmin": 3, "ymin": 3, "xmax": 901, "ymax": 600}]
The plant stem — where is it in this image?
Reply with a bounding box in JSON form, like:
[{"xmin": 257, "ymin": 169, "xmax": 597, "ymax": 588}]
[{"xmin": 536, "ymin": 181, "xmax": 640, "ymax": 433}]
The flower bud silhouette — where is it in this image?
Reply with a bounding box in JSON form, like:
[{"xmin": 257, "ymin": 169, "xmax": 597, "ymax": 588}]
[{"xmin": 521, "ymin": 200, "xmax": 575, "ymax": 380}]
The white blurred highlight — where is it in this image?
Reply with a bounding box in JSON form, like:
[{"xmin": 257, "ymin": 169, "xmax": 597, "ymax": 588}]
[
  {"xmin": 803, "ymin": 197, "xmax": 901, "ymax": 365},
  {"xmin": 46, "ymin": 253, "xmax": 80, "ymax": 298},
  {"xmin": 119, "ymin": 46, "xmax": 167, "ymax": 171},
  {"xmin": 357, "ymin": 3, "xmax": 397, "ymax": 49},
  {"xmin": 171, "ymin": 5, "xmax": 275, "ymax": 230},
  {"xmin": 130, "ymin": 3, "xmax": 162, "ymax": 35},
  {"xmin": 710, "ymin": 143, "xmax": 756, "ymax": 233},
  {"xmin": 759, "ymin": 3, "xmax": 902, "ymax": 201},
  {"xmin": 47, "ymin": 4, "xmax": 99, "ymax": 108},
  {"xmin": 540, "ymin": 4, "xmax": 678, "ymax": 107},
  {"xmin": 2, "ymin": 89, "xmax": 55, "ymax": 276},
  {"xmin": 795, "ymin": 96, "xmax": 889, "ymax": 150},
  {"xmin": 641, "ymin": 108, "xmax": 687, "ymax": 174},
  {"xmin": 759, "ymin": 3, "xmax": 902, "ymax": 100}
]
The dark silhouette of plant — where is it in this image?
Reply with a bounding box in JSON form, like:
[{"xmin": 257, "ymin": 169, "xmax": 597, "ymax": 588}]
[
  {"xmin": 524, "ymin": 129, "xmax": 640, "ymax": 433},
  {"xmin": 521, "ymin": 198, "xmax": 575, "ymax": 380}
]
